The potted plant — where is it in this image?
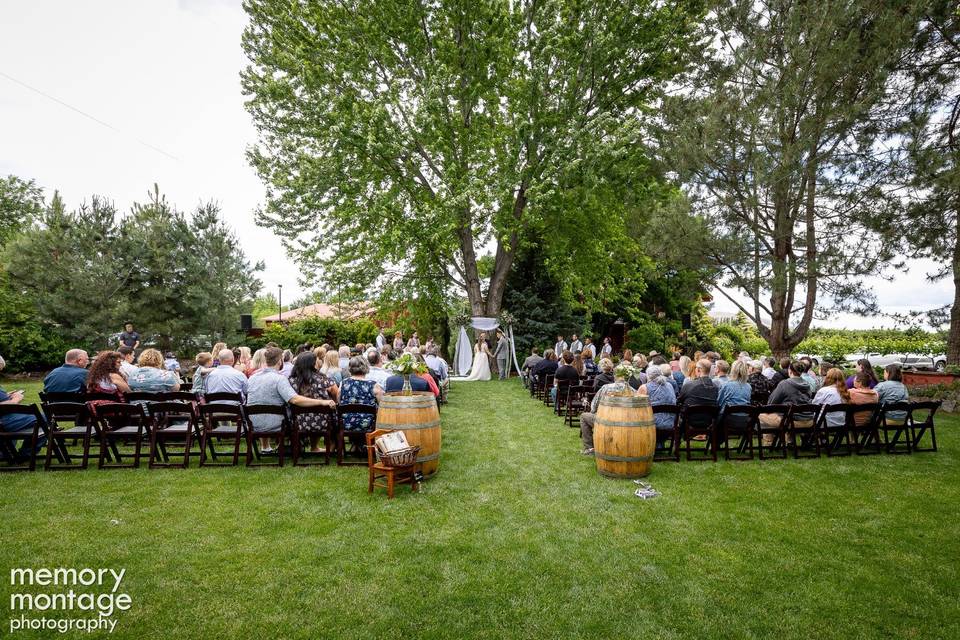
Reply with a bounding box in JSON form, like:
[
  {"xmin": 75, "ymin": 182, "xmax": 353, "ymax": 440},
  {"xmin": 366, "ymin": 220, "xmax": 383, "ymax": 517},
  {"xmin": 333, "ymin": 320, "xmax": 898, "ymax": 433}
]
[{"xmin": 902, "ymin": 364, "xmax": 960, "ymax": 388}]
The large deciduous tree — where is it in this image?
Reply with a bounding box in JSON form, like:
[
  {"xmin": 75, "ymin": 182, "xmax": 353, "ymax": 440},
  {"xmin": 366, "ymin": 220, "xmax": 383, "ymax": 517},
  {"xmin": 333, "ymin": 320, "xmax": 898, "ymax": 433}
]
[
  {"xmin": 665, "ymin": 0, "xmax": 926, "ymax": 357},
  {"xmin": 242, "ymin": 0, "xmax": 702, "ymax": 316}
]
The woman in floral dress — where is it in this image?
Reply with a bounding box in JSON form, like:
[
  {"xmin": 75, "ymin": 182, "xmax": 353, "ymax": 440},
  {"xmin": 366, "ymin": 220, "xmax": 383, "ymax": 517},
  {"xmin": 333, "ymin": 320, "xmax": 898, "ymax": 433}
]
[{"xmin": 288, "ymin": 352, "xmax": 339, "ymax": 452}]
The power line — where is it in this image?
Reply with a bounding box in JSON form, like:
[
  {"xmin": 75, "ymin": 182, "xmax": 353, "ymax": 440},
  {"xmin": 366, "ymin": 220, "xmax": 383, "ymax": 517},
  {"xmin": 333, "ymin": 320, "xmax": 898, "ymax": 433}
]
[{"xmin": 0, "ymin": 69, "xmax": 181, "ymax": 162}]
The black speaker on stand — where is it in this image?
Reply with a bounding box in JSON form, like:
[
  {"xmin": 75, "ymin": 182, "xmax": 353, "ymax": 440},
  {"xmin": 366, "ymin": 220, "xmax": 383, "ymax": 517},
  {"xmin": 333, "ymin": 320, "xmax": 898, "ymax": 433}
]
[{"xmin": 240, "ymin": 314, "xmax": 253, "ymax": 332}]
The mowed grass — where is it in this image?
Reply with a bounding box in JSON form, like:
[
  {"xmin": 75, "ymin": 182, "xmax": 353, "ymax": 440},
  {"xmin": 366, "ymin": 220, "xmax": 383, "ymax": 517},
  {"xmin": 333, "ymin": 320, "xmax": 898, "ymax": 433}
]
[{"xmin": 1, "ymin": 378, "xmax": 958, "ymax": 639}]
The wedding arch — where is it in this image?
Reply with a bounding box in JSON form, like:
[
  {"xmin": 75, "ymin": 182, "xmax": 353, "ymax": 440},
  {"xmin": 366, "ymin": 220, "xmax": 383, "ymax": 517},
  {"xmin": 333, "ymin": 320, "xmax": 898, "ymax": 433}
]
[{"xmin": 453, "ymin": 317, "xmax": 521, "ymax": 378}]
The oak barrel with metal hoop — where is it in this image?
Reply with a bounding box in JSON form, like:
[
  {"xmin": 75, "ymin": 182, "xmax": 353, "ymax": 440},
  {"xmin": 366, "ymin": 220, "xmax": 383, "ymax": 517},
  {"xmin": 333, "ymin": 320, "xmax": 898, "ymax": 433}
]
[
  {"xmin": 376, "ymin": 392, "xmax": 442, "ymax": 477},
  {"xmin": 593, "ymin": 393, "xmax": 655, "ymax": 478}
]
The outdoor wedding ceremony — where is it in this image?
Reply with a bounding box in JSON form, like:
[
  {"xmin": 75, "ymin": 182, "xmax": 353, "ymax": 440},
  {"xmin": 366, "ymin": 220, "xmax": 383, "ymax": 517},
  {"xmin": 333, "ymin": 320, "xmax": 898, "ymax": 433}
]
[{"xmin": 1, "ymin": 1, "xmax": 958, "ymax": 638}]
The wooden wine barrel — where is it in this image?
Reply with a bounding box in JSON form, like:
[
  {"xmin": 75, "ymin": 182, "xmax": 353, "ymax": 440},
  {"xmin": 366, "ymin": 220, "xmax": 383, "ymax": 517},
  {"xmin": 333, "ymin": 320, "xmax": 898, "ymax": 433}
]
[
  {"xmin": 377, "ymin": 392, "xmax": 442, "ymax": 477},
  {"xmin": 593, "ymin": 393, "xmax": 655, "ymax": 478}
]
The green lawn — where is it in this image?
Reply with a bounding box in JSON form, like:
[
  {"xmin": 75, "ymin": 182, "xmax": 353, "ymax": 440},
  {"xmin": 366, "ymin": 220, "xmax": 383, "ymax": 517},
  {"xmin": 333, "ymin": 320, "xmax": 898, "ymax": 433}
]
[{"xmin": 1, "ymin": 378, "xmax": 958, "ymax": 639}]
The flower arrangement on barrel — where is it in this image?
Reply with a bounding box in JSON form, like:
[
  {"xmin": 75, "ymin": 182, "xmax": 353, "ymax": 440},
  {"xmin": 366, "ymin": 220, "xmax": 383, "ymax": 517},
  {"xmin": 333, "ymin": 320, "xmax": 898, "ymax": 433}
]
[{"xmin": 386, "ymin": 352, "xmax": 428, "ymax": 395}]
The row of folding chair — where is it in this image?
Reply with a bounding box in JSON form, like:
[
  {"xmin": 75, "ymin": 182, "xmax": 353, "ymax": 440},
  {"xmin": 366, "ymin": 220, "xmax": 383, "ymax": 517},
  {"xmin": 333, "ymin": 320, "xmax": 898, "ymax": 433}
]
[
  {"xmin": 0, "ymin": 391, "xmax": 379, "ymax": 471},
  {"xmin": 525, "ymin": 378, "xmax": 941, "ymax": 463}
]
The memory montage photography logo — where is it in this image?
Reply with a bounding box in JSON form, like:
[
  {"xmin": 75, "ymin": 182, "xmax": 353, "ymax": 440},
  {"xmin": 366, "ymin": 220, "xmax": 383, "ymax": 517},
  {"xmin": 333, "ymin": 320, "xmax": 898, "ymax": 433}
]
[{"xmin": 8, "ymin": 567, "xmax": 132, "ymax": 634}]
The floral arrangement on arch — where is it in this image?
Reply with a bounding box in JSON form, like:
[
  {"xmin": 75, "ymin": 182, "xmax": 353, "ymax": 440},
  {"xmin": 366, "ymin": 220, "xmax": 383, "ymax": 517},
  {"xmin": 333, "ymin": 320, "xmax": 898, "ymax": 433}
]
[
  {"xmin": 451, "ymin": 310, "xmax": 471, "ymax": 328},
  {"xmin": 498, "ymin": 310, "xmax": 516, "ymax": 327},
  {"xmin": 385, "ymin": 352, "xmax": 428, "ymax": 376}
]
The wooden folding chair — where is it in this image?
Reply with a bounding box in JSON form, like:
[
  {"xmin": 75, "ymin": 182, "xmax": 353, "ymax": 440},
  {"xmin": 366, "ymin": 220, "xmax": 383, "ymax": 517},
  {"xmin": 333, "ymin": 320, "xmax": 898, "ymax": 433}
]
[
  {"xmin": 877, "ymin": 402, "xmax": 912, "ymax": 455},
  {"xmin": 91, "ymin": 402, "xmax": 150, "ymax": 469},
  {"xmin": 39, "ymin": 391, "xmax": 86, "ymax": 404},
  {"xmin": 337, "ymin": 404, "xmax": 377, "ymax": 466},
  {"xmin": 197, "ymin": 403, "xmax": 247, "ymax": 467},
  {"xmin": 820, "ymin": 403, "xmax": 853, "ymax": 457},
  {"xmin": 785, "ymin": 404, "xmax": 821, "ymax": 459},
  {"xmin": 147, "ymin": 401, "xmax": 200, "ymax": 468},
  {"xmin": 289, "ymin": 404, "xmax": 337, "ymax": 466},
  {"xmin": 554, "ymin": 379, "xmax": 571, "ymax": 416},
  {"xmin": 202, "ymin": 392, "xmax": 244, "ymax": 404},
  {"xmin": 908, "ymin": 401, "xmax": 940, "ymax": 453},
  {"xmin": 755, "ymin": 404, "xmax": 789, "ymax": 460},
  {"xmin": 680, "ymin": 405, "xmax": 719, "ymax": 461},
  {"xmin": 565, "ymin": 385, "xmax": 592, "ymax": 428},
  {"xmin": 848, "ymin": 403, "xmax": 882, "ymax": 455},
  {"xmin": 541, "ymin": 374, "xmax": 555, "ymax": 405},
  {"xmin": 652, "ymin": 404, "xmax": 681, "ymax": 462},
  {"xmin": 0, "ymin": 404, "xmax": 45, "ymax": 471},
  {"xmin": 718, "ymin": 405, "xmax": 756, "ymax": 461},
  {"xmin": 243, "ymin": 405, "xmax": 290, "ymax": 467},
  {"xmin": 161, "ymin": 391, "xmax": 198, "ymax": 403},
  {"xmin": 366, "ymin": 429, "xmax": 418, "ymax": 499},
  {"xmin": 124, "ymin": 392, "xmax": 166, "ymax": 404},
  {"xmin": 41, "ymin": 401, "xmax": 95, "ymax": 470}
]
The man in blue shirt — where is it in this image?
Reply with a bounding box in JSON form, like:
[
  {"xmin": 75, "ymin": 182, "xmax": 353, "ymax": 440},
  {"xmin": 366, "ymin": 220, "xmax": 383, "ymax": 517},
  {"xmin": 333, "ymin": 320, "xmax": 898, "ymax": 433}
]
[
  {"xmin": 42, "ymin": 349, "xmax": 90, "ymax": 393},
  {"xmin": 0, "ymin": 355, "xmax": 43, "ymax": 457},
  {"xmin": 204, "ymin": 349, "xmax": 248, "ymax": 401},
  {"xmin": 382, "ymin": 374, "xmax": 430, "ymax": 394}
]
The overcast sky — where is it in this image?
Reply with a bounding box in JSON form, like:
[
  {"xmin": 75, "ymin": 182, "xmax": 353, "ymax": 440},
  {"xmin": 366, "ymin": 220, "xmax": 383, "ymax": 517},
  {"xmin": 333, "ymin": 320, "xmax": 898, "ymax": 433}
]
[{"xmin": 0, "ymin": 0, "xmax": 951, "ymax": 330}]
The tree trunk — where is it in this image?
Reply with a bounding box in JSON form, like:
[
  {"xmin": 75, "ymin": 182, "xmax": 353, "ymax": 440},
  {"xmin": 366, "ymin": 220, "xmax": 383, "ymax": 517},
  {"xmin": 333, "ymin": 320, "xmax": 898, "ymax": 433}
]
[{"xmin": 948, "ymin": 207, "xmax": 960, "ymax": 365}]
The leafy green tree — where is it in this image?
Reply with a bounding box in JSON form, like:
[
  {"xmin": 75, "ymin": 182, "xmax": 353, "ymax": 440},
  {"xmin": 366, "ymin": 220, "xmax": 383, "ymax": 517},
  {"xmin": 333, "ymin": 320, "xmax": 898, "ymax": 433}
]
[
  {"xmin": 0, "ymin": 175, "xmax": 44, "ymax": 249},
  {"xmin": 664, "ymin": 0, "xmax": 927, "ymax": 357},
  {"xmin": 866, "ymin": 4, "xmax": 959, "ymax": 363},
  {"xmin": 242, "ymin": 0, "xmax": 703, "ymax": 317}
]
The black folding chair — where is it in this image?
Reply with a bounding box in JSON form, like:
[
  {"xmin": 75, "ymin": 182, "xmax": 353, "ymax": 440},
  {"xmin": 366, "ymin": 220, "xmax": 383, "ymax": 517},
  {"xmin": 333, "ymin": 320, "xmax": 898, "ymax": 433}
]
[
  {"xmin": 243, "ymin": 405, "xmax": 290, "ymax": 467},
  {"xmin": 786, "ymin": 404, "xmax": 821, "ymax": 459},
  {"xmin": 198, "ymin": 403, "xmax": 247, "ymax": 467},
  {"xmin": 565, "ymin": 385, "xmax": 592, "ymax": 429},
  {"xmin": 289, "ymin": 404, "xmax": 337, "ymax": 466},
  {"xmin": 337, "ymin": 404, "xmax": 377, "ymax": 466},
  {"xmin": 820, "ymin": 403, "xmax": 853, "ymax": 457},
  {"xmin": 0, "ymin": 404, "xmax": 45, "ymax": 471},
  {"xmin": 755, "ymin": 404, "xmax": 789, "ymax": 460},
  {"xmin": 652, "ymin": 404, "xmax": 681, "ymax": 462},
  {"xmin": 147, "ymin": 401, "xmax": 200, "ymax": 468},
  {"xmin": 124, "ymin": 392, "xmax": 166, "ymax": 404},
  {"xmin": 161, "ymin": 391, "xmax": 198, "ymax": 403},
  {"xmin": 908, "ymin": 401, "xmax": 940, "ymax": 452},
  {"xmin": 877, "ymin": 402, "xmax": 912, "ymax": 455},
  {"xmin": 202, "ymin": 392, "xmax": 244, "ymax": 404},
  {"xmin": 39, "ymin": 391, "xmax": 86, "ymax": 404},
  {"xmin": 847, "ymin": 403, "xmax": 882, "ymax": 455},
  {"xmin": 680, "ymin": 405, "xmax": 719, "ymax": 462},
  {"xmin": 91, "ymin": 402, "xmax": 150, "ymax": 469},
  {"xmin": 41, "ymin": 401, "xmax": 95, "ymax": 470},
  {"xmin": 541, "ymin": 374, "xmax": 555, "ymax": 405},
  {"xmin": 718, "ymin": 405, "xmax": 756, "ymax": 461},
  {"xmin": 554, "ymin": 379, "xmax": 571, "ymax": 416}
]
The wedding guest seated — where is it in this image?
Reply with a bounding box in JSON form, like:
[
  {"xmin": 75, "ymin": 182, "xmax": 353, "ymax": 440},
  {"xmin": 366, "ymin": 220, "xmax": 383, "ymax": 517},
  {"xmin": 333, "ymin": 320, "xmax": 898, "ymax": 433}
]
[
  {"xmin": 163, "ymin": 352, "xmax": 181, "ymax": 374},
  {"xmin": 659, "ymin": 363, "xmax": 680, "ymax": 394},
  {"xmin": 249, "ymin": 348, "xmax": 266, "ymax": 375},
  {"xmin": 572, "ymin": 352, "xmax": 585, "ymax": 377},
  {"xmin": 339, "ymin": 356, "xmax": 384, "ymax": 435},
  {"xmin": 846, "ymin": 358, "xmax": 878, "ymax": 390},
  {"xmin": 578, "ymin": 364, "xmax": 634, "ymax": 455},
  {"xmin": 717, "ymin": 360, "xmax": 751, "ymax": 412},
  {"xmin": 0, "ymin": 355, "xmax": 44, "ymax": 458},
  {"xmin": 675, "ymin": 355, "xmax": 691, "ymax": 387},
  {"xmin": 192, "ymin": 352, "xmax": 214, "ymax": 396},
  {"xmin": 770, "ymin": 357, "xmax": 791, "ymax": 385},
  {"xmin": 383, "ymin": 372, "xmax": 430, "ymax": 394},
  {"xmin": 424, "ymin": 345, "xmax": 449, "ymax": 381},
  {"xmin": 760, "ymin": 361, "xmax": 812, "ymax": 443},
  {"xmin": 627, "ymin": 356, "xmax": 647, "ymax": 390},
  {"xmin": 118, "ymin": 345, "xmax": 137, "ymax": 379},
  {"xmin": 287, "ymin": 351, "xmax": 339, "ymax": 453},
  {"xmin": 338, "ymin": 345, "xmax": 351, "ymax": 370},
  {"xmin": 521, "ymin": 347, "xmax": 543, "ymax": 388},
  {"xmin": 86, "ymin": 351, "xmax": 130, "ymax": 403},
  {"xmin": 874, "ymin": 364, "xmax": 909, "ymax": 422},
  {"xmin": 246, "ymin": 347, "xmax": 336, "ymax": 454},
  {"xmin": 638, "ymin": 365, "xmax": 677, "ymax": 447},
  {"xmin": 747, "ymin": 360, "xmax": 774, "ymax": 402},
  {"xmin": 582, "ymin": 351, "xmax": 599, "ymax": 376},
  {"xmin": 711, "ymin": 360, "xmax": 730, "ymax": 387},
  {"xmin": 677, "ymin": 359, "xmax": 719, "ymax": 425},
  {"xmin": 128, "ymin": 348, "xmax": 180, "ymax": 396},
  {"xmin": 849, "ymin": 371, "xmax": 880, "ymax": 425},
  {"xmin": 280, "ymin": 349, "xmax": 294, "ymax": 376},
  {"xmin": 592, "ymin": 358, "xmax": 616, "ymax": 389},
  {"xmin": 205, "ymin": 349, "xmax": 248, "ymax": 400},
  {"xmin": 798, "ymin": 358, "xmax": 819, "ymax": 393},
  {"xmin": 43, "ymin": 349, "xmax": 90, "ymax": 393},
  {"xmin": 321, "ymin": 350, "xmax": 344, "ymax": 384},
  {"xmin": 551, "ymin": 351, "xmax": 580, "ymax": 402},
  {"xmin": 812, "ymin": 367, "xmax": 849, "ymax": 429},
  {"xmin": 531, "ymin": 349, "xmax": 559, "ymax": 387},
  {"xmin": 414, "ymin": 352, "xmax": 441, "ymax": 396},
  {"xmin": 761, "ymin": 356, "xmax": 777, "ymax": 380},
  {"xmin": 364, "ymin": 349, "xmax": 391, "ymax": 387}
]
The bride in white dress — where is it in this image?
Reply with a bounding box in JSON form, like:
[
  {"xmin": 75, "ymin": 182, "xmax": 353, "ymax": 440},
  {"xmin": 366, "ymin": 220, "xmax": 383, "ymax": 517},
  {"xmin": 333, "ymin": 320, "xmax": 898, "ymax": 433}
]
[{"xmin": 464, "ymin": 334, "xmax": 492, "ymax": 381}]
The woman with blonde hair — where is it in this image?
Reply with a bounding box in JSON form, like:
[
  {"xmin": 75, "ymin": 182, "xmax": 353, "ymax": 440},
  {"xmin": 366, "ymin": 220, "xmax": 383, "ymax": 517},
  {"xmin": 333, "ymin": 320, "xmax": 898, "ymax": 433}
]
[
  {"xmin": 813, "ymin": 367, "xmax": 850, "ymax": 428},
  {"xmin": 321, "ymin": 349, "xmax": 343, "ymax": 384},
  {"xmin": 128, "ymin": 348, "xmax": 180, "ymax": 394},
  {"xmin": 234, "ymin": 346, "xmax": 253, "ymax": 375},
  {"xmin": 211, "ymin": 342, "xmax": 227, "ymax": 366},
  {"xmin": 249, "ymin": 348, "xmax": 267, "ymax": 376}
]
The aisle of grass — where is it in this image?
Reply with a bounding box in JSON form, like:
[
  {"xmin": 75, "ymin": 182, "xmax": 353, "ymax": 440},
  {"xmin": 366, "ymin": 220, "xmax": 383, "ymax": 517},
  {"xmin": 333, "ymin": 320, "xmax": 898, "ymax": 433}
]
[{"xmin": 1, "ymin": 379, "xmax": 958, "ymax": 639}]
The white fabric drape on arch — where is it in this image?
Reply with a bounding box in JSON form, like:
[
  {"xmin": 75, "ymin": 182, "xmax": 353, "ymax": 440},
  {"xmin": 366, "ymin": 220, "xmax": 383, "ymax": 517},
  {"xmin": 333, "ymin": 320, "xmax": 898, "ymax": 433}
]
[{"xmin": 452, "ymin": 316, "xmax": 521, "ymax": 377}]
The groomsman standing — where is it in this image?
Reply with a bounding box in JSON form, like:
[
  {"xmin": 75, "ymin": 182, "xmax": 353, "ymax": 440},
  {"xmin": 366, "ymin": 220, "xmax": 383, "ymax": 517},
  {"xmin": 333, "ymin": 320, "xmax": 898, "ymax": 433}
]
[
  {"xmin": 601, "ymin": 337, "xmax": 613, "ymax": 357},
  {"xmin": 376, "ymin": 329, "xmax": 386, "ymax": 349},
  {"xmin": 570, "ymin": 334, "xmax": 583, "ymax": 353},
  {"xmin": 584, "ymin": 337, "xmax": 597, "ymax": 358},
  {"xmin": 554, "ymin": 334, "xmax": 568, "ymax": 356},
  {"xmin": 494, "ymin": 330, "xmax": 510, "ymax": 380}
]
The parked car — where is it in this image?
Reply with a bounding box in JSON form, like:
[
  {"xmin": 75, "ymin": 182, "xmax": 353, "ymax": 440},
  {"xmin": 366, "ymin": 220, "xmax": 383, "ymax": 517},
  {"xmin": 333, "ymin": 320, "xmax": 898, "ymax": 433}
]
[{"xmin": 843, "ymin": 351, "xmax": 946, "ymax": 371}]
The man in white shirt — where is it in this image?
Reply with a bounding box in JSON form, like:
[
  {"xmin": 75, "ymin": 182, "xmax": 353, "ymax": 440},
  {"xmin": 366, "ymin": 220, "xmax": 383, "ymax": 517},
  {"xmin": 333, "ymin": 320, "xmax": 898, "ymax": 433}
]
[
  {"xmin": 584, "ymin": 337, "xmax": 597, "ymax": 358},
  {"xmin": 364, "ymin": 349, "xmax": 390, "ymax": 387},
  {"xmin": 554, "ymin": 335, "xmax": 568, "ymax": 356},
  {"xmin": 204, "ymin": 349, "xmax": 248, "ymax": 400},
  {"xmin": 600, "ymin": 337, "xmax": 613, "ymax": 357},
  {"xmin": 375, "ymin": 330, "xmax": 386, "ymax": 350},
  {"xmin": 118, "ymin": 346, "xmax": 138, "ymax": 380},
  {"xmin": 569, "ymin": 334, "xmax": 583, "ymax": 353},
  {"xmin": 761, "ymin": 356, "xmax": 777, "ymax": 380},
  {"xmin": 423, "ymin": 345, "xmax": 449, "ymax": 381}
]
